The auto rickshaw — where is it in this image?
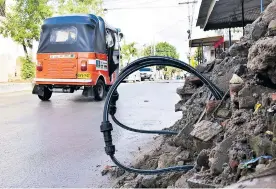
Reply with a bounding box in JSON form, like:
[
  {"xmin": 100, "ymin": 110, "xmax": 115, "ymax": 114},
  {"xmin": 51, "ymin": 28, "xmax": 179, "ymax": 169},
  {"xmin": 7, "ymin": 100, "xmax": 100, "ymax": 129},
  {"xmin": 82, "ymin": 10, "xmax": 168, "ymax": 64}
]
[{"xmin": 32, "ymin": 14, "xmax": 123, "ymax": 101}]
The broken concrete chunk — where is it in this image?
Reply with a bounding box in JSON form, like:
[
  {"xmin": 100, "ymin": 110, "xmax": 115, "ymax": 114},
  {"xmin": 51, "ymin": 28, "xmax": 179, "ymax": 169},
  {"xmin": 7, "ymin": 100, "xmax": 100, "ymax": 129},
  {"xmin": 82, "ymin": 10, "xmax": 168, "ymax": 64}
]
[
  {"xmin": 248, "ymin": 37, "xmax": 276, "ymax": 84},
  {"xmin": 216, "ymin": 108, "xmax": 232, "ymax": 118},
  {"xmin": 239, "ymin": 96, "xmax": 257, "ymax": 109},
  {"xmin": 175, "ymin": 100, "xmax": 187, "ymax": 112},
  {"xmin": 206, "ymin": 100, "xmax": 221, "ymax": 114},
  {"xmin": 174, "ymin": 174, "xmax": 190, "ymax": 188},
  {"xmin": 229, "ymin": 74, "xmax": 244, "ymax": 84},
  {"xmin": 157, "ymin": 153, "xmax": 175, "ymax": 169},
  {"xmin": 187, "ymin": 176, "xmax": 218, "ymax": 188},
  {"xmin": 271, "ymin": 93, "xmax": 276, "ymax": 101},
  {"xmin": 268, "ymin": 20, "xmax": 276, "ymax": 36},
  {"xmin": 249, "ymin": 136, "xmax": 276, "ymax": 156},
  {"xmin": 196, "ymin": 149, "xmax": 210, "ymax": 168},
  {"xmin": 140, "ymin": 175, "xmax": 157, "ymax": 188},
  {"xmin": 186, "ymin": 76, "xmax": 203, "ymax": 86},
  {"xmin": 190, "ymin": 120, "xmax": 222, "ymax": 142},
  {"xmin": 234, "ymin": 64, "xmax": 247, "ymax": 76},
  {"xmin": 229, "ymin": 42, "xmax": 251, "ymax": 57},
  {"xmin": 210, "ymin": 134, "xmax": 236, "ymax": 175},
  {"xmin": 251, "ymin": 21, "xmax": 268, "ymax": 41}
]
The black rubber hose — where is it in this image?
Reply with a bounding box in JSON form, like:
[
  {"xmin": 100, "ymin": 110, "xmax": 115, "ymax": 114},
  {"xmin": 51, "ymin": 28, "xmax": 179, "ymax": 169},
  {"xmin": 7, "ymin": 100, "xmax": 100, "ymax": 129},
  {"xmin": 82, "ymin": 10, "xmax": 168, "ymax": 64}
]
[
  {"xmin": 118, "ymin": 56, "xmax": 223, "ymax": 99},
  {"xmin": 109, "ymin": 58, "xmax": 222, "ymax": 135},
  {"xmin": 101, "ymin": 56, "xmax": 224, "ymax": 175},
  {"xmin": 110, "ymin": 155, "xmax": 194, "ymax": 174},
  {"xmin": 111, "ymin": 114, "xmax": 178, "ymax": 135},
  {"xmin": 104, "ymin": 57, "xmax": 223, "ymax": 120}
]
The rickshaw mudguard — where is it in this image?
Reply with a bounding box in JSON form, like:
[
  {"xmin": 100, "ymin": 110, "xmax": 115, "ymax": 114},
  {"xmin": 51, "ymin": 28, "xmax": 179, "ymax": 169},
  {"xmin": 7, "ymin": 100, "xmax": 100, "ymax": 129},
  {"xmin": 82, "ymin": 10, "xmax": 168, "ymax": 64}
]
[
  {"xmin": 82, "ymin": 86, "xmax": 94, "ymax": 97},
  {"xmin": 32, "ymin": 85, "xmax": 45, "ymax": 96}
]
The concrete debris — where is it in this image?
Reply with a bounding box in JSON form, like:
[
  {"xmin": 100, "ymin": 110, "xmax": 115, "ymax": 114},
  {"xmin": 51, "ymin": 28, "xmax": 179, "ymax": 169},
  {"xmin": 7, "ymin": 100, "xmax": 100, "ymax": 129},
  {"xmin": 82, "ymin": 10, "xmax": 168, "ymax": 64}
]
[
  {"xmin": 248, "ymin": 37, "xmax": 276, "ymax": 84},
  {"xmin": 216, "ymin": 108, "xmax": 232, "ymax": 119},
  {"xmin": 210, "ymin": 134, "xmax": 235, "ymax": 175},
  {"xmin": 196, "ymin": 149, "xmax": 210, "ymax": 168},
  {"xmin": 187, "ymin": 175, "xmax": 219, "ymax": 188},
  {"xmin": 174, "ymin": 174, "xmax": 190, "ymax": 188},
  {"xmin": 211, "ymin": 56, "xmax": 247, "ymax": 92},
  {"xmin": 228, "ymin": 42, "xmax": 251, "ymax": 57},
  {"xmin": 268, "ymin": 19, "xmax": 276, "ymax": 36},
  {"xmin": 190, "ymin": 120, "xmax": 223, "ymax": 142},
  {"xmin": 229, "ymin": 74, "xmax": 244, "ymax": 84},
  {"xmin": 185, "ymin": 76, "xmax": 203, "ymax": 87},
  {"xmin": 206, "ymin": 100, "xmax": 221, "ymax": 114},
  {"xmin": 113, "ymin": 1, "xmax": 276, "ymax": 188}
]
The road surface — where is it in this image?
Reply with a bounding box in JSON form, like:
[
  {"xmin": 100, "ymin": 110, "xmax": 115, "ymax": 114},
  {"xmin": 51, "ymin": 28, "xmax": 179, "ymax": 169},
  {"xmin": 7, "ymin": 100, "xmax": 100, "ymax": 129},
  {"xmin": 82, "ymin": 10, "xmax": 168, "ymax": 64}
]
[{"xmin": 0, "ymin": 81, "xmax": 183, "ymax": 187}]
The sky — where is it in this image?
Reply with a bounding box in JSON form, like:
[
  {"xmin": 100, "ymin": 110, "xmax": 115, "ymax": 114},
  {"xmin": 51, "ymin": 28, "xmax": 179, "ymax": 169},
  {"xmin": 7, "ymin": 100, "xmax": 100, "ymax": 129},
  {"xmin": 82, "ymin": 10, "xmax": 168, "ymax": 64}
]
[{"xmin": 103, "ymin": 0, "xmax": 218, "ymax": 62}]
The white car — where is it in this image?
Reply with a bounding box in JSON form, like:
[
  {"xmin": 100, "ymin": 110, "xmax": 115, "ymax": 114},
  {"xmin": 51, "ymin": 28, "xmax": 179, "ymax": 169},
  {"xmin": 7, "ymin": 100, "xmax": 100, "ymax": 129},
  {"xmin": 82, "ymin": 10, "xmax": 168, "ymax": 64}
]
[
  {"xmin": 123, "ymin": 70, "xmax": 141, "ymax": 82},
  {"xmin": 139, "ymin": 67, "xmax": 155, "ymax": 81}
]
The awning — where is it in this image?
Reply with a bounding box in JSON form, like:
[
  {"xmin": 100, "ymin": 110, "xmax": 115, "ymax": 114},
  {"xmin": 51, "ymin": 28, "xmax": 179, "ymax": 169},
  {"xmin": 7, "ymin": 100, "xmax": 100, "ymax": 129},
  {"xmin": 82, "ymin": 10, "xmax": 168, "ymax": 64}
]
[
  {"xmin": 189, "ymin": 36, "xmax": 224, "ymax": 47},
  {"xmin": 196, "ymin": 0, "xmax": 272, "ymax": 31},
  {"xmin": 189, "ymin": 36, "xmax": 239, "ymax": 48}
]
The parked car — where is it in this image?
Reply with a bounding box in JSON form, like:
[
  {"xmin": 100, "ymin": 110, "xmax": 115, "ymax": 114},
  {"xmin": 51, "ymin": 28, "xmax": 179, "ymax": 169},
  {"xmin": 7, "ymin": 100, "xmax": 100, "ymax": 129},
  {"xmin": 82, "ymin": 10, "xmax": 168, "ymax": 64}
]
[
  {"xmin": 123, "ymin": 70, "xmax": 141, "ymax": 82},
  {"xmin": 139, "ymin": 67, "xmax": 155, "ymax": 81}
]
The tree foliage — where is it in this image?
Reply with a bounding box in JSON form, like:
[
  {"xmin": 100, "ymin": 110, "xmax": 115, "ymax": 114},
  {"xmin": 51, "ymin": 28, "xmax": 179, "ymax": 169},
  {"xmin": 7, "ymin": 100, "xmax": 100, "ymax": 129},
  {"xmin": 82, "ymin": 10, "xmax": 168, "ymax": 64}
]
[
  {"xmin": 0, "ymin": 0, "xmax": 5, "ymax": 16},
  {"xmin": 143, "ymin": 42, "xmax": 179, "ymax": 71},
  {"xmin": 143, "ymin": 42, "xmax": 179, "ymax": 58},
  {"xmin": 194, "ymin": 46, "xmax": 202, "ymax": 63},
  {"xmin": 0, "ymin": 0, "xmax": 52, "ymax": 58},
  {"xmin": 120, "ymin": 41, "xmax": 138, "ymax": 66},
  {"xmin": 20, "ymin": 56, "xmax": 35, "ymax": 79},
  {"xmin": 0, "ymin": 0, "xmax": 104, "ymax": 79},
  {"xmin": 55, "ymin": 0, "xmax": 104, "ymax": 16}
]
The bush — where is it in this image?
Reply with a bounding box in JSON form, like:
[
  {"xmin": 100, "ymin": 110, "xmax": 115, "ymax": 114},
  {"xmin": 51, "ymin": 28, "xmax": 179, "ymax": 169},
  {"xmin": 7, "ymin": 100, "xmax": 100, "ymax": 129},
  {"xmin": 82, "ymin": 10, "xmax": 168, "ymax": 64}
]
[{"xmin": 20, "ymin": 56, "xmax": 35, "ymax": 80}]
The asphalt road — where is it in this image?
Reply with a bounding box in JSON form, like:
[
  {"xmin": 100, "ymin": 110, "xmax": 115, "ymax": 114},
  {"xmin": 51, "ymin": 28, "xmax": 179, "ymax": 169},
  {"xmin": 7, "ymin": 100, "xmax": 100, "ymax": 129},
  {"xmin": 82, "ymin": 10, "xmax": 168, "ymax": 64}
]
[{"xmin": 0, "ymin": 81, "xmax": 183, "ymax": 187}]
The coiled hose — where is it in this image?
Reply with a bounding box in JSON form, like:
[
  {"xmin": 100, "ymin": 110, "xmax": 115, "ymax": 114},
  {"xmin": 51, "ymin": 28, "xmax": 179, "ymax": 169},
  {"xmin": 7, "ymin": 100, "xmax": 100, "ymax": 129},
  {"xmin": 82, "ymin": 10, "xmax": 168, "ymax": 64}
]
[{"xmin": 101, "ymin": 56, "xmax": 223, "ymax": 174}]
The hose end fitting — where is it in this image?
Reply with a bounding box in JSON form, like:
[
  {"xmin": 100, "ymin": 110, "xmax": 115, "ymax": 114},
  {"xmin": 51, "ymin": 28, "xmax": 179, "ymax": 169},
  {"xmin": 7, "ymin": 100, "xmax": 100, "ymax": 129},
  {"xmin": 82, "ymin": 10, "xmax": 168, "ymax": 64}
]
[
  {"xmin": 109, "ymin": 105, "xmax": 117, "ymax": 116},
  {"xmin": 100, "ymin": 121, "xmax": 115, "ymax": 155},
  {"xmin": 109, "ymin": 91, "xmax": 119, "ymax": 115}
]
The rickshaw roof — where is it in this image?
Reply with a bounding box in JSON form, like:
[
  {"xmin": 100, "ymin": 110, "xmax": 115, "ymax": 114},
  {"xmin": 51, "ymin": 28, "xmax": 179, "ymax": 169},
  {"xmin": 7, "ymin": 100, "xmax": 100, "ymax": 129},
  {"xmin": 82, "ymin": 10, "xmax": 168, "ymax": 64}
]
[{"xmin": 43, "ymin": 14, "xmax": 117, "ymax": 32}]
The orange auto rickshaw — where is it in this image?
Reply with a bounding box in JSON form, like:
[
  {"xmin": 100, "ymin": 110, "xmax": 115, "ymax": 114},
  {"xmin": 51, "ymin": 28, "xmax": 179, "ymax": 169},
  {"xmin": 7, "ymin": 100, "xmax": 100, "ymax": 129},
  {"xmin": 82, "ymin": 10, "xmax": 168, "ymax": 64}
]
[{"xmin": 32, "ymin": 14, "xmax": 123, "ymax": 101}]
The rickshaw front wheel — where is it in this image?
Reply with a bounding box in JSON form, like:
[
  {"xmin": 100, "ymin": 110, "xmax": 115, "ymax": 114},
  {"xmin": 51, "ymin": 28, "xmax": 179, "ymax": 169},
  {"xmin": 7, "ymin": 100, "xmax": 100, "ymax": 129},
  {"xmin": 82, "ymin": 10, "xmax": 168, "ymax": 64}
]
[
  {"xmin": 38, "ymin": 87, "xmax": 52, "ymax": 101},
  {"xmin": 94, "ymin": 79, "xmax": 105, "ymax": 101}
]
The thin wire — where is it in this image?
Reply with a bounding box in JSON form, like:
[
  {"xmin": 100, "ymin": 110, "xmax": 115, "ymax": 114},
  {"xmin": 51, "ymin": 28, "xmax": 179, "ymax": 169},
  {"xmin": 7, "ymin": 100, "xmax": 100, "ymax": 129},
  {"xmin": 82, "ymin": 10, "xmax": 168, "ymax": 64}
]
[{"xmin": 104, "ymin": 5, "xmax": 191, "ymax": 10}]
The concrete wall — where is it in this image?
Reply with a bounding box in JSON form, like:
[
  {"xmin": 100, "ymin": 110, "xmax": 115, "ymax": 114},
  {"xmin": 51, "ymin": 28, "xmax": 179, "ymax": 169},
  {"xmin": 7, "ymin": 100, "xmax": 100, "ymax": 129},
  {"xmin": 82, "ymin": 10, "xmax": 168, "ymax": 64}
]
[
  {"xmin": 0, "ymin": 28, "xmax": 24, "ymax": 82},
  {"xmin": 0, "ymin": 0, "xmax": 38, "ymax": 82}
]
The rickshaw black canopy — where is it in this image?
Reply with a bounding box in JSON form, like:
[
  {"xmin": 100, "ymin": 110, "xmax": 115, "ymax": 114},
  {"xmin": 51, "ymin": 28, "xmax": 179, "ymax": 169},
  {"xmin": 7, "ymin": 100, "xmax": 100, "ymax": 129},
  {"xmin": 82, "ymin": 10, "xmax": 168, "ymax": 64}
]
[{"xmin": 37, "ymin": 14, "xmax": 117, "ymax": 54}]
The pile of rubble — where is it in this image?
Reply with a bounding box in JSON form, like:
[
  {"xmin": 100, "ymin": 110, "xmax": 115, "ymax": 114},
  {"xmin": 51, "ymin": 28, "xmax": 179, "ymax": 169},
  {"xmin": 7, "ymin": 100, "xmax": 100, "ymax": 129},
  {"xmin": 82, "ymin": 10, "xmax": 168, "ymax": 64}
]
[{"xmin": 110, "ymin": 1, "xmax": 276, "ymax": 188}]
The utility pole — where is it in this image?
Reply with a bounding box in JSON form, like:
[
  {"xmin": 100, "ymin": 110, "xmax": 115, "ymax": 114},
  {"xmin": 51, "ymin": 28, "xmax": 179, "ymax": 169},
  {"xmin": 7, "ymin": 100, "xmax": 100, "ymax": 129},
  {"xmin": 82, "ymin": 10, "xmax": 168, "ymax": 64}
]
[{"xmin": 179, "ymin": 1, "xmax": 197, "ymax": 64}]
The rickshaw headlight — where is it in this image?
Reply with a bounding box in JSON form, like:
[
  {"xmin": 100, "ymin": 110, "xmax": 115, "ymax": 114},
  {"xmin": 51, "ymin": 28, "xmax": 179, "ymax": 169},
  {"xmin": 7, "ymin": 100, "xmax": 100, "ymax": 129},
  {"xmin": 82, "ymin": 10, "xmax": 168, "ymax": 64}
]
[
  {"xmin": 36, "ymin": 61, "xmax": 43, "ymax": 71},
  {"xmin": 81, "ymin": 60, "xmax": 87, "ymax": 71}
]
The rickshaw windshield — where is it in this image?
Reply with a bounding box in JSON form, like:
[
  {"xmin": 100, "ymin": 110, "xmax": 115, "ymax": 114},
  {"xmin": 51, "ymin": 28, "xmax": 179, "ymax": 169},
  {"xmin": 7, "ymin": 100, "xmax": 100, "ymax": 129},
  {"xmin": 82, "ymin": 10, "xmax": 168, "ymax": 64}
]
[
  {"xmin": 49, "ymin": 26, "xmax": 78, "ymax": 44},
  {"xmin": 37, "ymin": 24, "xmax": 106, "ymax": 54}
]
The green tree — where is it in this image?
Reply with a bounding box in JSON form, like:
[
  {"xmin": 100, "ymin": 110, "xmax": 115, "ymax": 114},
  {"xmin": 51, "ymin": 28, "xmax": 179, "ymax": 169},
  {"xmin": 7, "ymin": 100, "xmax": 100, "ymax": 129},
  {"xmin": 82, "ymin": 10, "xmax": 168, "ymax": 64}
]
[
  {"xmin": 0, "ymin": 0, "xmax": 52, "ymax": 79},
  {"xmin": 55, "ymin": 0, "xmax": 104, "ymax": 16},
  {"xmin": 143, "ymin": 42, "xmax": 179, "ymax": 70},
  {"xmin": 0, "ymin": 0, "xmax": 5, "ymax": 16},
  {"xmin": 120, "ymin": 41, "xmax": 138, "ymax": 67},
  {"xmin": 0, "ymin": 0, "xmax": 52, "ymax": 58},
  {"xmin": 194, "ymin": 46, "xmax": 202, "ymax": 64}
]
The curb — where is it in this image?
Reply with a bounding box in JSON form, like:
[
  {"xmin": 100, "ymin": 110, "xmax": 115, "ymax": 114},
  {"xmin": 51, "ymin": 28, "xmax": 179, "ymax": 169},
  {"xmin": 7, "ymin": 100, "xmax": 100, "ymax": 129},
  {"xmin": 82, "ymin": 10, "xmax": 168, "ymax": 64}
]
[{"xmin": 0, "ymin": 83, "xmax": 33, "ymax": 94}]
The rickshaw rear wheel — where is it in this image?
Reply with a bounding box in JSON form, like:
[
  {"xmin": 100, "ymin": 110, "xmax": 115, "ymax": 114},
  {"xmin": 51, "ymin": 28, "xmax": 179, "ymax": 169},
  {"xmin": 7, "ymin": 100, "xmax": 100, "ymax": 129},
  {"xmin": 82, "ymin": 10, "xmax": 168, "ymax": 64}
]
[
  {"xmin": 38, "ymin": 87, "xmax": 52, "ymax": 101},
  {"xmin": 94, "ymin": 79, "xmax": 105, "ymax": 101}
]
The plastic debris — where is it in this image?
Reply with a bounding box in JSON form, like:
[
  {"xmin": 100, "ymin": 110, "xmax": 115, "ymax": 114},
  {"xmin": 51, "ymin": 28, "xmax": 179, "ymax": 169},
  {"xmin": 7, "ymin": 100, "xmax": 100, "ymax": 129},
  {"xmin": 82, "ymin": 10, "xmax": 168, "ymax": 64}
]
[
  {"xmin": 239, "ymin": 156, "xmax": 272, "ymax": 169},
  {"xmin": 267, "ymin": 105, "xmax": 276, "ymax": 113},
  {"xmin": 254, "ymin": 103, "xmax": 262, "ymax": 113}
]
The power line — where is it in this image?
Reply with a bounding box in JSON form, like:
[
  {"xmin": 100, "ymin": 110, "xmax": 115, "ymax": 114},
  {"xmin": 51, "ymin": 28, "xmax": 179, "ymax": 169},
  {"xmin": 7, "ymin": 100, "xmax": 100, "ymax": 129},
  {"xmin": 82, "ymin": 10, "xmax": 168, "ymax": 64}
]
[{"xmin": 104, "ymin": 4, "xmax": 192, "ymax": 11}]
